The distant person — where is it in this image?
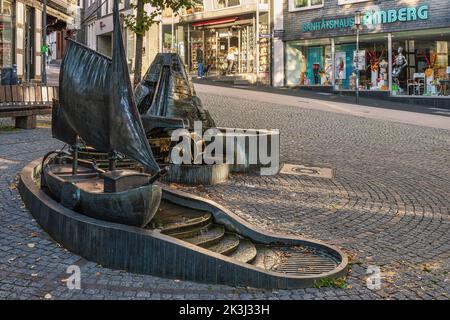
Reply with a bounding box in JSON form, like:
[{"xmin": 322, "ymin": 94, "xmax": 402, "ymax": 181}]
[
  {"xmin": 47, "ymin": 46, "xmax": 53, "ymax": 65},
  {"xmin": 196, "ymin": 46, "xmax": 204, "ymax": 79},
  {"xmin": 226, "ymin": 48, "xmax": 236, "ymax": 75}
]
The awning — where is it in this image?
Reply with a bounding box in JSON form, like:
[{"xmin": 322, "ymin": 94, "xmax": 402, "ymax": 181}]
[{"xmin": 192, "ymin": 17, "xmax": 238, "ymax": 27}]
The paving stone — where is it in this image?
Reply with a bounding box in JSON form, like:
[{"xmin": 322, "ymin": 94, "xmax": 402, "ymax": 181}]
[{"xmin": 1, "ymin": 86, "xmax": 449, "ymax": 300}]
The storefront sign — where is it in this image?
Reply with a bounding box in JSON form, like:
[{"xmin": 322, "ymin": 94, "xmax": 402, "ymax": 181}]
[{"xmin": 302, "ymin": 4, "xmax": 429, "ymax": 32}]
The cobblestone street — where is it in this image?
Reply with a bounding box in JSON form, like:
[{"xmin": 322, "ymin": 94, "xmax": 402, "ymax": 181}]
[{"xmin": 1, "ymin": 84, "xmax": 449, "ymax": 300}]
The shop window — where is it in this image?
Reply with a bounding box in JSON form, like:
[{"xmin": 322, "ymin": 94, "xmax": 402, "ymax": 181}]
[
  {"xmin": 0, "ymin": 0, "xmax": 13, "ymax": 68},
  {"xmin": 289, "ymin": 0, "xmax": 324, "ymax": 11},
  {"xmin": 286, "ymin": 41, "xmax": 332, "ymax": 86},
  {"xmin": 334, "ymin": 37, "xmax": 389, "ymax": 91},
  {"xmin": 392, "ymin": 37, "xmax": 450, "ymax": 96},
  {"xmin": 213, "ymin": 0, "xmax": 240, "ymax": 10},
  {"xmin": 338, "ymin": 0, "xmax": 369, "ymax": 5}
]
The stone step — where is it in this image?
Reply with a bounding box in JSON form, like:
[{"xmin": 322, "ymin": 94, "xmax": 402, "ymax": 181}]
[
  {"xmin": 233, "ymin": 79, "xmax": 251, "ymax": 85},
  {"xmin": 251, "ymin": 246, "xmax": 280, "ymax": 271},
  {"xmin": 183, "ymin": 225, "xmax": 225, "ymax": 247},
  {"xmin": 206, "ymin": 233, "xmax": 240, "ymax": 255},
  {"xmin": 153, "ymin": 201, "xmax": 212, "ymax": 233},
  {"xmin": 228, "ymin": 239, "xmax": 257, "ymax": 264}
]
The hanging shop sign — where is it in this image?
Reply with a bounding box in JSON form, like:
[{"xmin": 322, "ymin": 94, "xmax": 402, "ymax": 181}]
[{"xmin": 302, "ymin": 4, "xmax": 429, "ymax": 32}]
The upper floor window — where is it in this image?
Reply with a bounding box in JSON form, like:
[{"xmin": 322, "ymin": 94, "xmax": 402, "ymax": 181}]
[
  {"xmin": 0, "ymin": 0, "xmax": 12, "ymax": 15},
  {"xmin": 338, "ymin": 0, "xmax": 370, "ymax": 5},
  {"xmin": 213, "ymin": 0, "xmax": 240, "ymax": 10},
  {"xmin": 186, "ymin": 0, "xmax": 204, "ymax": 14},
  {"xmin": 289, "ymin": 0, "xmax": 323, "ymax": 11}
]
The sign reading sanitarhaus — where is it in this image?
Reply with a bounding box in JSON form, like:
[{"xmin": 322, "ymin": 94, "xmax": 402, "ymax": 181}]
[
  {"xmin": 302, "ymin": 5, "xmax": 429, "ymax": 32},
  {"xmin": 283, "ymin": 0, "xmax": 449, "ymax": 41}
]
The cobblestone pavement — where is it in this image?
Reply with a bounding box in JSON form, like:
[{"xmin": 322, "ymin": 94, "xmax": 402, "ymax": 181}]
[{"xmin": 1, "ymin": 86, "xmax": 450, "ymax": 300}]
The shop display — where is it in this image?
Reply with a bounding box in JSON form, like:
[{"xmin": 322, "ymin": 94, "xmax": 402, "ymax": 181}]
[
  {"xmin": 204, "ymin": 32, "xmax": 218, "ymax": 72},
  {"xmin": 378, "ymin": 59, "xmax": 388, "ymax": 90},
  {"xmin": 335, "ymin": 52, "xmax": 346, "ymax": 80},
  {"xmin": 240, "ymin": 26, "xmax": 254, "ymax": 74},
  {"xmin": 259, "ymin": 23, "xmax": 269, "ymax": 74},
  {"xmin": 191, "ymin": 41, "xmax": 203, "ymax": 71}
]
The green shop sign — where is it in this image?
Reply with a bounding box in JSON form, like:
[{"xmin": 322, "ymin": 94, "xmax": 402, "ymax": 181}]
[{"xmin": 302, "ymin": 4, "xmax": 429, "ymax": 32}]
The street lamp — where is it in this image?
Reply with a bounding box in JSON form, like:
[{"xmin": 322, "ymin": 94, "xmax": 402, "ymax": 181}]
[{"xmin": 354, "ymin": 10, "xmax": 362, "ymax": 104}]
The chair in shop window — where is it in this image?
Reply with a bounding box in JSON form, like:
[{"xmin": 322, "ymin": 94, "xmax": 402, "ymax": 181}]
[{"xmin": 407, "ymin": 73, "xmax": 425, "ymax": 95}]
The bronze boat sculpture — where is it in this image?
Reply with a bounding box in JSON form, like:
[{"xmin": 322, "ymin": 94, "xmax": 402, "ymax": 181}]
[
  {"xmin": 18, "ymin": 2, "xmax": 348, "ymax": 289},
  {"xmin": 42, "ymin": 1, "xmax": 164, "ymax": 227},
  {"xmin": 135, "ymin": 53, "xmax": 215, "ymax": 136}
]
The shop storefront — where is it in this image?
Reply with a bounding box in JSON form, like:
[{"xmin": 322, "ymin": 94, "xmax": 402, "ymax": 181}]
[
  {"xmin": 188, "ymin": 15, "xmax": 257, "ymax": 76},
  {"xmin": 283, "ymin": 0, "xmax": 450, "ymax": 98},
  {"xmin": 177, "ymin": 0, "xmax": 271, "ymax": 84},
  {"xmin": 0, "ymin": 0, "xmax": 77, "ymax": 83}
]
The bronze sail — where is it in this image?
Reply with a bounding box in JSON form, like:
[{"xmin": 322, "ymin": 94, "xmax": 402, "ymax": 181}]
[{"xmin": 57, "ymin": 1, "xmax": 160, "ymax": 174}]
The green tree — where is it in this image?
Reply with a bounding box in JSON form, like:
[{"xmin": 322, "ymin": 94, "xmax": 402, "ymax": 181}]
[{"xmin": 125, "ymin": 0, "xmax": 195, "ymax": 87}]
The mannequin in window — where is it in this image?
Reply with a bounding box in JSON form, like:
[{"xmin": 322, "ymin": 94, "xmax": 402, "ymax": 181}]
[{"xmin": 392, "ymin": 47, "xmax": 408, "ymax": 90}]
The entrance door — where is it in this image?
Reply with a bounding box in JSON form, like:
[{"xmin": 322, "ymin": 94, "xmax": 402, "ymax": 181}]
[
  {"xmin": 24, "ymin": 6, "xmax": 35, "ymax": 81},
  {"xmin": 229, "ymin": 31, "xmax": 239, "ymax": 74},
  {"xmin": 218, "ymin": 36, "xmax": 228, "ymax": 74},
  {"xmin": 307, "ymin": 47, "xmax": 323, "ymax": 85}
]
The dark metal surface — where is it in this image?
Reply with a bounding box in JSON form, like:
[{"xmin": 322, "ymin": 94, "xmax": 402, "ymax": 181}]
[
  {"xmin": 135, "ymin": 53, "xmax": 216, "ymax": 134},
  {"xmin": 43, "ymin": 159, "xmax": 162, "ymax": 227},
  {"xmin": 20, "ymin": 159, "xmax": 349, "ymax": 289},
  {"xmin": 57, "ymin": 1, "xmax": 160, "ymax": 175}
]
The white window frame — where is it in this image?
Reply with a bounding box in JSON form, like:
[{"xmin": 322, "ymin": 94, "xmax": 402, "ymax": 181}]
[
  {"xmin": 338, "ymin": 0, "xmax": 370, "ymax": 5},
  {"xmin": 212, "ymin": 0, "xmax": 241, "ymax": 11},
  {"xmin": 288, "ymin": 0, "xmax": 324, "ymax": 12}
]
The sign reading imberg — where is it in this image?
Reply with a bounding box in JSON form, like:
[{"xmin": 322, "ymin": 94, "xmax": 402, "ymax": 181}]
[{"xmin": 302, "ymin": 4, "xmax": 429, "ymax": 32}]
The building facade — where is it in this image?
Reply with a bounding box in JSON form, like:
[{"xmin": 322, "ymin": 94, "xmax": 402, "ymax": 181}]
[
  {"xmin": 276, "ymin": 0, "xmax": 450, "ymax": 97},
  {"xmin": 0, "ymin": 0, "xmax": 78, "ymax": 83},
  {"xmin": 171, "ymin": 0, "xmax": 272, "ymax": 84},
  {"xmin": 82, "ymin": 0, "xmax": 160, "ymax": 77}
]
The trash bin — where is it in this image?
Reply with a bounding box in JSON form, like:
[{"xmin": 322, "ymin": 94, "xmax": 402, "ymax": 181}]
[{"xmin": 1, "ymin": 65, "xmax": 19, "ymax": 85}]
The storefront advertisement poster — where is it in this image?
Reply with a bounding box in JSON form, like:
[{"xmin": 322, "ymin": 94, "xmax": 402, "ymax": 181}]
[
  {"xmin": 353, "ymin": 50, "xmax": 366, "ymax": 71},
  {"xmin": 335, "ymin": 52, "xmax": 346, "ymax": 80}
]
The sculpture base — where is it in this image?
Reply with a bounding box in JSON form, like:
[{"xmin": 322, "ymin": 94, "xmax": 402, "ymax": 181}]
[
  {"xmin": 163, "ymin": 163, "xmax": 229, "ymax": 185},
  {"xmin": 19, "ymin": 159, "xmax": 348, "ymax": 289}
]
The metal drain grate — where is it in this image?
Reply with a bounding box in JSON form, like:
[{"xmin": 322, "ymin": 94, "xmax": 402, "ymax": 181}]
[
  {"xmin": 273, "ymin": 249, "xmax": 339, "ymax": 276},
  {"xmin": 254, "ymin": 246, "xmax": 340, "ymax": 276},
  {"xmin": 280, "ymin": 164, "xmax": 334, "ymax": 179}
]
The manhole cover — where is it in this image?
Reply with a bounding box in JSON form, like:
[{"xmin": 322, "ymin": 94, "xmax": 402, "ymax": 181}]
[{"xmin": 280, "ymin": 164, "xmax": 334, "ymax": 179}]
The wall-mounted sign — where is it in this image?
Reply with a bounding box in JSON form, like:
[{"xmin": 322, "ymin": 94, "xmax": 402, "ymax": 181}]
[{"xmin": 302, "ymin": 4, "xmax": 429, "ymax": 32}]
